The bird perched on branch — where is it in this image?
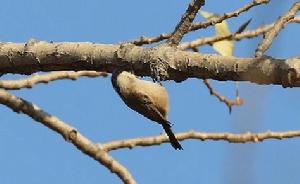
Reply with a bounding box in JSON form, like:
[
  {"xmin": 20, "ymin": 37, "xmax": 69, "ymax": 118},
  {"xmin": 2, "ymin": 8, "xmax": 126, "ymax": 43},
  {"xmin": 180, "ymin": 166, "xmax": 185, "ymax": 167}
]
[{"xmin": 111, "ymin": 70, "xmax": 182, "ymax": 150}]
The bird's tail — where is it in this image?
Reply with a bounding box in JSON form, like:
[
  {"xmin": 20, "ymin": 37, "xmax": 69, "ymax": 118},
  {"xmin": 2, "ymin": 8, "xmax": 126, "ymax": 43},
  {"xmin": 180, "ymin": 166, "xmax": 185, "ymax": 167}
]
[{"xmin": 162, "ymin": 122, "xmax": 183, "ymax": 150}]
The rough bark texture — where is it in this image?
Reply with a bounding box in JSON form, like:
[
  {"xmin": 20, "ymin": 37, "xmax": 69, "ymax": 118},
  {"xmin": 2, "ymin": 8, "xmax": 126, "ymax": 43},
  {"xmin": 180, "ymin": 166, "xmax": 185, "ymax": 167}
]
[{"xmin": 0, "ymin": 41, "xmax": 300, "ymax": 87}]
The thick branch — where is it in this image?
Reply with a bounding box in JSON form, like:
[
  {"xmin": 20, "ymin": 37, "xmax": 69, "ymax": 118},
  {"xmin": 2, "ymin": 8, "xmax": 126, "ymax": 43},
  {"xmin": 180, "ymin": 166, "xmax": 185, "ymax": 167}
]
[
  {"xmin": 255, "ymin": 1, "xmax": 300, "ymax": 57},
  {"xmin": 0, "ymin": 89, "xmax": 136, "ymax": 184},
  {"xmin": 0, "ymin": 71, "xmax": 107, "ymax": 90},
  {"xmin": 167, "ymin": 0, "xmax": 205, "ymax": 46},
  {"xmin": 0, "ymin": 42, "xmax": 300, "ymax": 87},
  {"xmin": 102, "ymin": 129, "xmax": 300, "ymax": 151}
]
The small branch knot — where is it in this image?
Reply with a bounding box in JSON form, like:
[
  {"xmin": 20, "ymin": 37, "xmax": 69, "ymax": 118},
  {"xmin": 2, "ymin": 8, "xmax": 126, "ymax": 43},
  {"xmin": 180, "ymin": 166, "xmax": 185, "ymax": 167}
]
[
  {"xmin": 114, "ymin": 43, "xmax": 136, "ymax": 69},
  {"xmin": 149, "ymin": 58, "xmax": 169, "ymax": 82},
  {"xmin": 148, "ymin": 45, "xmax": 175, "ymax": 82},
  {"xmin": 115, "ymin": 43, "xmax": 135, "ymax": 59},
  {"xmin": 65, "ymin": 129, "xmax": 78, "ymax": 142},
  {"xmin": 283, "ymin": 57, "xmax": 300, "ymax": 87},
  {"xmin": 25, "ymin": 38, "xmax": 40, "ymax": 48}
]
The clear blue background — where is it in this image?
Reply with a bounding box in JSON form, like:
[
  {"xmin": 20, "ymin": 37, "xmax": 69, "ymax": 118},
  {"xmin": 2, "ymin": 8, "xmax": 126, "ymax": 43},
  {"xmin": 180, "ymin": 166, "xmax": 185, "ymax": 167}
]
[{"xmin": 0, "ymin": 0, "xmax": 300, "ymax": 184}]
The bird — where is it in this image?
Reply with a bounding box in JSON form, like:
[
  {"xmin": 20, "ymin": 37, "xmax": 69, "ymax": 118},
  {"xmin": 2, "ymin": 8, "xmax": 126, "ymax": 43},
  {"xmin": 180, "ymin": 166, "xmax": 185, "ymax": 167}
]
[{"xmin": 111, "ymin": 70, "xmax": 182, "ymax": 150}]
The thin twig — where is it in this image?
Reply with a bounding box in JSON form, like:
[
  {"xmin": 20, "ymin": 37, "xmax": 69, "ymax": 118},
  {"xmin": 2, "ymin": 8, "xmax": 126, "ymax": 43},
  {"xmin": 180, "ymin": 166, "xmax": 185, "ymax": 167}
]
[
  {"xmin": 167, "ymin": 0, "xmax": 205, "ymax": 46},
  {"xmin": 179, "ymin": 16, "xmax": 300, "ymax": 50},
  {"xmin": 0, "ymin": 71, "xmax": 107, "ymax": 90},
  {"xmin": 190, "ymin": 0, "xmax": 269, "ymax": 31},
  {"xmin": 130, "ymin": 0, "xmax": 269, "ymax": 46},
  {"xmin": 0, "ymin": 89, "xmax": 136, "ymax": 184},
  {"xmin": 188, "ymin": 50, "xmax": 242, "ymax": 112},
  {"xmin": 203, "ymin": 79, "xmax": 243, "ymax": 113},
  {"xmin": 235, "ymin": 18, "xmax": 252, "ymax": 34},
  {"xmin": 255, "ymin": 1, "xmax": 300, "ymax": 57},
  {"xmin": 102, "ymin": 129, "xmax": 300, "ymax": 151},
  {"xmin": 179, "ymin": 23, "xmax": 271, "ymax": 50}
]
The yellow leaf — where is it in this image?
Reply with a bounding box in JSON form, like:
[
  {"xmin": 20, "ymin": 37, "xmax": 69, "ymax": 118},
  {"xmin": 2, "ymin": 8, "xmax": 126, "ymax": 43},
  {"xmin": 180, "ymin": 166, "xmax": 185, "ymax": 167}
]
[
  {"xmin": 199, "ymin": 10, "xmax": 233, "ymax": 56},
  {"xmin": 213, "ymin": 41, "xmax": 233, "ymax": 56}
]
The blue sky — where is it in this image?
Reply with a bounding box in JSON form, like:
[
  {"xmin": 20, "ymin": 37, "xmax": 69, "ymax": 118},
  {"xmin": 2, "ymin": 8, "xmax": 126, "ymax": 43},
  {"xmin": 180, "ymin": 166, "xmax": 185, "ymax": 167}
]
[{"xmin": 1, "ymin": 0, "xmax": 300, "ymax": 184}]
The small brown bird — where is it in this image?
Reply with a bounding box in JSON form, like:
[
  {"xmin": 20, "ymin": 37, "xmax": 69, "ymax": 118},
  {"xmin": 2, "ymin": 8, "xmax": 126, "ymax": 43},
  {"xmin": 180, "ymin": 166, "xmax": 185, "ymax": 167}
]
[{"xmin": 111, "ymin": 70, "xmax": 182, "ymax": 150}]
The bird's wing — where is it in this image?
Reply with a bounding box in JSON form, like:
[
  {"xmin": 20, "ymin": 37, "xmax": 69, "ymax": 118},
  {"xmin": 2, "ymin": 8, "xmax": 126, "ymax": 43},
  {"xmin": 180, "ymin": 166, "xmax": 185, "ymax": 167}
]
[
  {"xmin": 129, "ymin": 91, "xmax": 182, "ymax": 150},
  {"xmin": 125, "ymin": 91, "xmax": 165, "ymax": 123}
]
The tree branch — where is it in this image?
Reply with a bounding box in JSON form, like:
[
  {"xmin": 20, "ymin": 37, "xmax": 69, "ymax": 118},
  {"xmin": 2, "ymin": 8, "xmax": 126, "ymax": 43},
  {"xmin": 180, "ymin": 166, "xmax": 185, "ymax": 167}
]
[
  {"xmin": 190, "ymin": 0, "xmax": 269, "ymax": 31},
  {"xmin": 189, "ymin": 48, "xmax": 243, "ymax": 113},
  {"xmin": 255, "ymin": 1, "xmax": 300, "ymax": 57},
  {"xmin": 167, "ymin": 0, "xmax": 205, "ymax": 46},
  {"xmin": 0, "ymin": 89, "xmax": 136, "ymax": 184},
  {"xmin": 0, "ymin": 42, "xmax": 300, "ymax": 87},
  {"xmin": 129, "ymin": 0, "xmax": 269, "ymax": 46},
  {"xmin": 179, "ymin": 22, "xmax": 272, "ymax": 50},
  {"xmin": 203, "ymin": 79, "xmax": 243, "ymax": 113},
  {"xmin": 180, "ymin": 16, "xmax": 300, "ymax": 50},
  {"xmin": 0, "ymin": 71, "xmax": 107, "ymax": 90},
  {"xmin": 101, "ymin": 129, "xmax": 300, "ymax": 151}
]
